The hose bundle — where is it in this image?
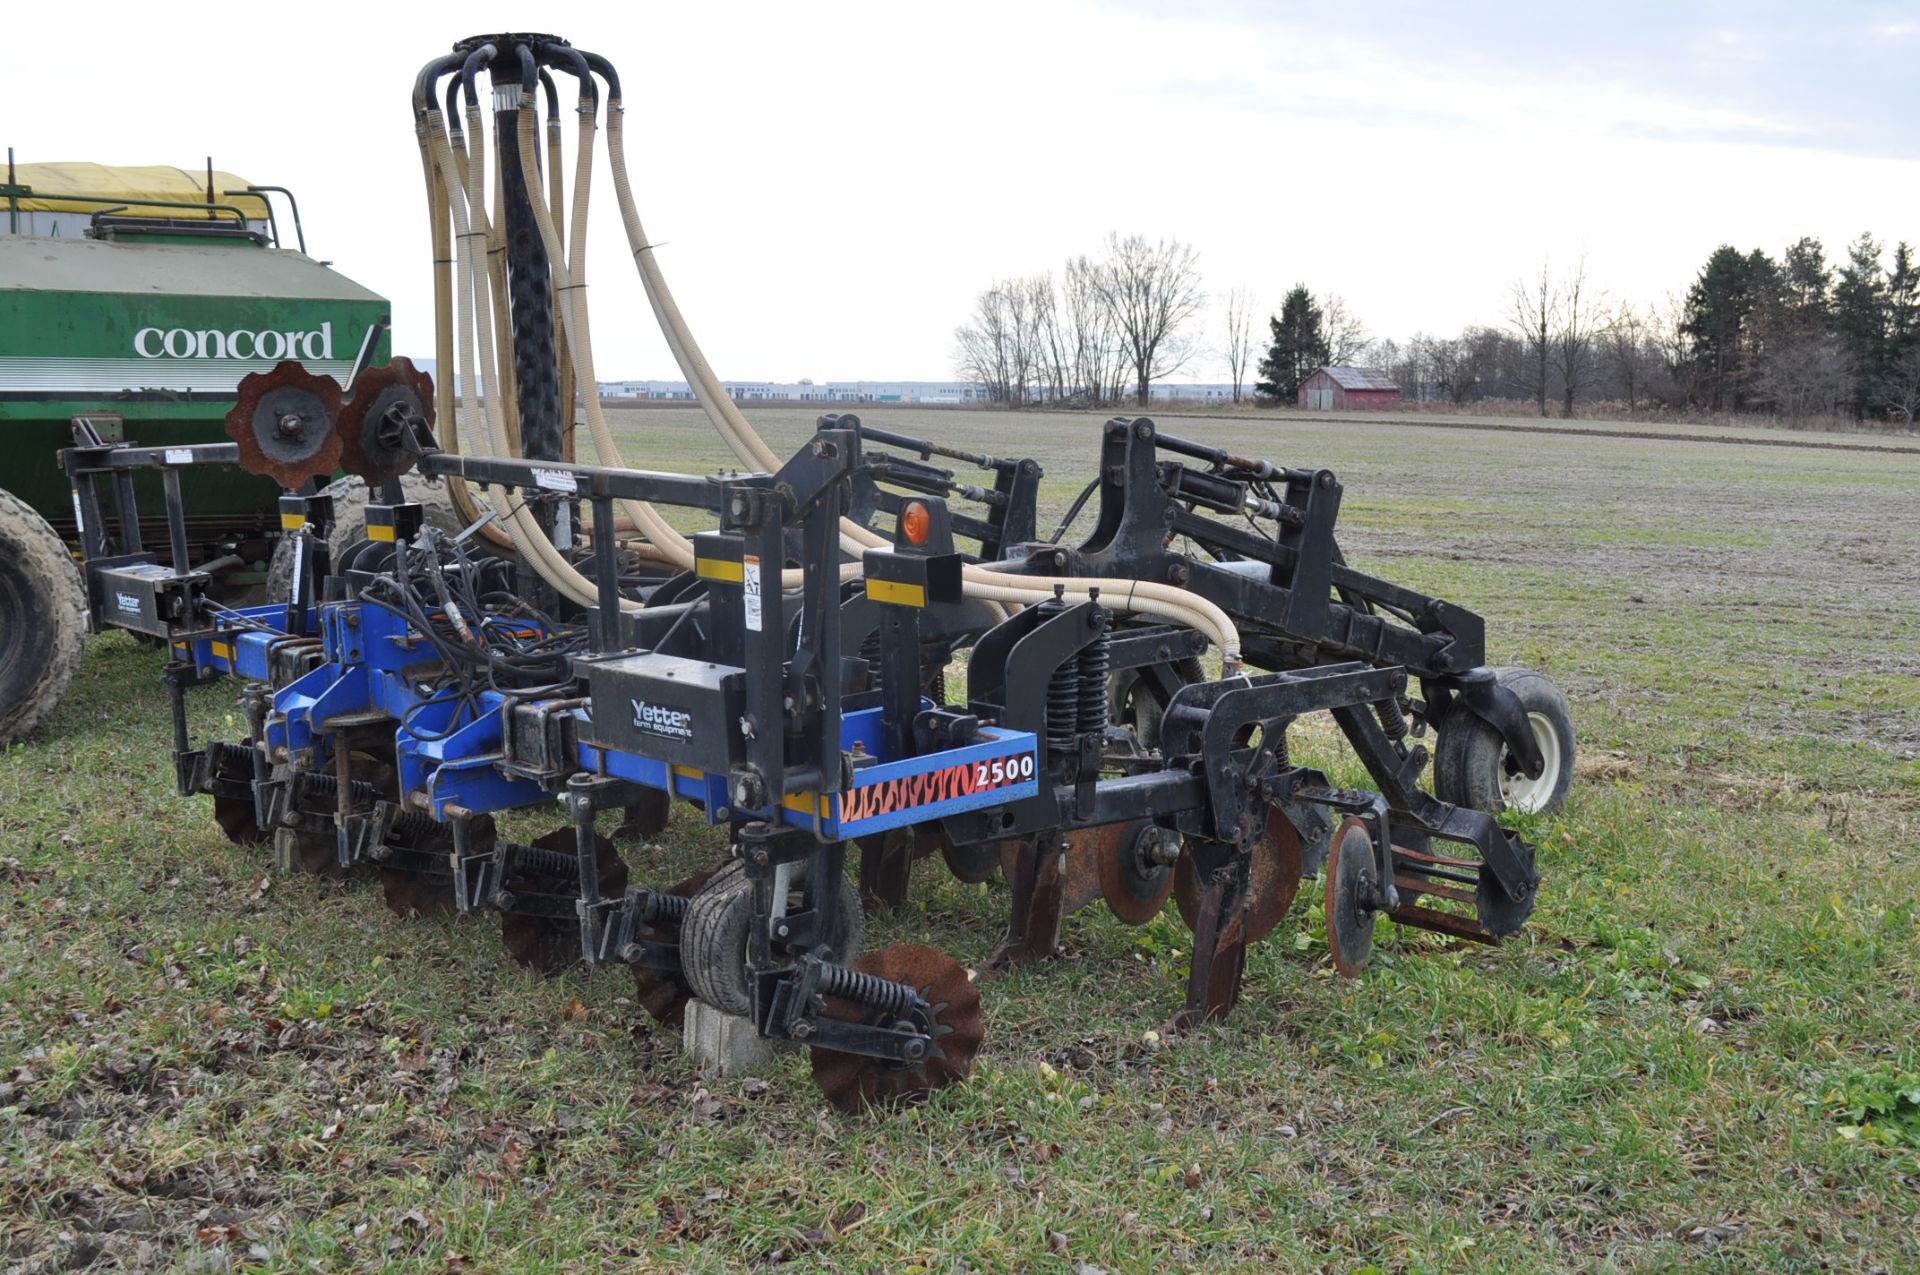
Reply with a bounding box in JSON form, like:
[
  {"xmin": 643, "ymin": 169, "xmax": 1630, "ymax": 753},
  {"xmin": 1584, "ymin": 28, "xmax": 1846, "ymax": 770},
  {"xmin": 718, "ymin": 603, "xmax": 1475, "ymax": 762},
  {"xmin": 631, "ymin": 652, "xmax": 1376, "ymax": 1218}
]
[{"xmin": 410, "ymin": 38, "xmax": 1241, "ymax": 667}]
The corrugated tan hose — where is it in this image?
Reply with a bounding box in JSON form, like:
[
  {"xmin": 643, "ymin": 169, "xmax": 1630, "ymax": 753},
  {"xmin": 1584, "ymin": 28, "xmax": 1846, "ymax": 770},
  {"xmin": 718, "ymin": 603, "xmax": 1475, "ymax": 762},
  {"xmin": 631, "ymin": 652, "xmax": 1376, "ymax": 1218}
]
[
  {"xmin": 428, "ymin": 95, "xmax": 616, "ymax": 608},
  {"xmin": 594, "ymin": 92, "xmax": 1242, "ymax": 666},
  {"xmin": 421, "ymin": 62, "xmax": 1242, "ymax": 665}
]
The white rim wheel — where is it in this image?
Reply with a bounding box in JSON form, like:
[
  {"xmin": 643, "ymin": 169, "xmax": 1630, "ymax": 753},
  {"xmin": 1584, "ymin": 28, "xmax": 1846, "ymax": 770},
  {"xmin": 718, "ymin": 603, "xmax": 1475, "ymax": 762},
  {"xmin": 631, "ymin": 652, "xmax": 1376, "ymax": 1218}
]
[{"xmin": 1499, "ymin": 711, "xmax": 1563, "ymax": 813}]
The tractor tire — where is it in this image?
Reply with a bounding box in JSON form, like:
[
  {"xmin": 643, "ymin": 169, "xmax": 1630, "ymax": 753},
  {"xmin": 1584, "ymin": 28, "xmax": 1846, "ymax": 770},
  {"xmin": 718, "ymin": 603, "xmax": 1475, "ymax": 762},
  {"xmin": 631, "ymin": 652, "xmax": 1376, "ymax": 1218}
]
[
  {"xmin": 681, "ymin": 859, "xmax": 865, "ymax": 1017},
  {"xmin": 0, "ymin": 490, "xmax": 87, "ymax": 744},
  {"xmin": 1433, "ymin": 667, "xmax": 1576, "ymax": 815},
  {"xmin": 265, "ymin": 472, "xmax": 469, "ymax": 600}
]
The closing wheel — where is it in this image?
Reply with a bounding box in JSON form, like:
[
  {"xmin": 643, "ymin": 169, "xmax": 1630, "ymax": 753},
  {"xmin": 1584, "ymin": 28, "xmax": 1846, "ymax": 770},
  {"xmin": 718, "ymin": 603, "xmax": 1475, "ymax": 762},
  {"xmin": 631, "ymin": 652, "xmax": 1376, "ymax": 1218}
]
[
  {"xmin": 810, "ymin": 944, "xmax": 984, "ymax": 1113},
  {"xmin": 1325, "ymin": 817, "xmax": 1378, "ymax": 978},
  {"xmin": 1173, "ymin": 806, "xmax": 1304, "ymax": 944},
  {"xmin": 1475, "ymin": 864, "xmax": 1536, "ymax": 940},
  {"xmin": 630, "ymin": 863, "xmax": 726, "ymax": 1026},
  {"xmin": 0, "ymin": 490, "xmax": 86, "ymax": 745},
  {"xmin": 681, "ymin": 859, "xmax": 865, "ymax": 1017},
  {"xmin": 499, "ymin": 828, "xmax": 630, "ymax": 975},
  {"xmin": 1434, "ymin": 667, "xmax": 1576, "ymax": 815}
]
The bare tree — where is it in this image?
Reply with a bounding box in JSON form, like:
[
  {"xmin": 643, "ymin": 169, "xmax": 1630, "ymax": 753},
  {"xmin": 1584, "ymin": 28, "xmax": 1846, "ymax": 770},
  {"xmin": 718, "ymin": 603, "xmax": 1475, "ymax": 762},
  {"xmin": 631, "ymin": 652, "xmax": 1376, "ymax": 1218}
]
[
  {"xmin": 1323, "ymin": 294, "xmax": 1370, "ymax": 367},
  {"xmin": 1600, "ymin": 303, "xmax": 1653, "ymax": 410},
  {"xmin": 1092, "ymin": 232, "xmax": 1205, "ymax": 406},
  {"xmin": 1060, "ymin": 255, "xmax": 1113, "ymax": 405},
  {"xmin": 1221, "ymin": 287, "xmax": 1257, "ymax": 403},
  {"xmin": 1552, "ymin": 258, "xmax": 1606, "ymax": 417},
  {"xmin": 1756, "ymin": 335, "xmax": 1851, "ymax": 420},
  {"xmin": 1508, "ymin": 261, "xmax": 1556, "ymax": 417},
  {"xmin": 1027, "ymin": 273, "xmax": 1070, "ymax": 403},
  {"xmin": 954, "ymin": 279, "xmax": 1040, "ymax": 404},
  {"xmin": 1871, "ymin": 345, "xmax": 1920, "ymax": 427}
]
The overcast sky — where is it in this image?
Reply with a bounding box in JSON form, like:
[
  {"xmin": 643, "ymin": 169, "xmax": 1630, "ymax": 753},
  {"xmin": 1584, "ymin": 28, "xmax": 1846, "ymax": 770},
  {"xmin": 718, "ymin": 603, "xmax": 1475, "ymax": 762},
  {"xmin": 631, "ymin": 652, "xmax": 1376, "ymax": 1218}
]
[{"xmin": 7, "ymin": 1, "xmax": 1917, "ymax": 382}]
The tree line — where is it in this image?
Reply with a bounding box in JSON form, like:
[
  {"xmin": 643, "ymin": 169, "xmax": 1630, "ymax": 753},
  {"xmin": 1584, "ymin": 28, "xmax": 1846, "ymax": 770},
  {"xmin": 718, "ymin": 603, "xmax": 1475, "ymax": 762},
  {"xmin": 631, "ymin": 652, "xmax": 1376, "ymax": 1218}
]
[{"xmin": 955, "ymin": 230, "xmax": 1920, "ymax": 428}]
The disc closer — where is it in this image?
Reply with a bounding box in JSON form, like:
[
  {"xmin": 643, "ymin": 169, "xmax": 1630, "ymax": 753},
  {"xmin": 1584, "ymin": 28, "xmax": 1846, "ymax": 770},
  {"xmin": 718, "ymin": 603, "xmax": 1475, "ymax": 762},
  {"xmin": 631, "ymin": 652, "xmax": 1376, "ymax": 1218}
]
[{"xmin": 225, "ymin": 360, "xmax": 343, "ymax": 488}]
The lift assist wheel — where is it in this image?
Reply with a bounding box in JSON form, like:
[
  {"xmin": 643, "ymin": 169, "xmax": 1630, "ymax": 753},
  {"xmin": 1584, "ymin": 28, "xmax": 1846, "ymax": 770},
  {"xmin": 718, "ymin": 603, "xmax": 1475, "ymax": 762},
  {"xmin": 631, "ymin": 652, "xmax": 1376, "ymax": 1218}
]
[{"xmin": 629, "ymin": 864, "xmax": 726, "ymax": 1026}]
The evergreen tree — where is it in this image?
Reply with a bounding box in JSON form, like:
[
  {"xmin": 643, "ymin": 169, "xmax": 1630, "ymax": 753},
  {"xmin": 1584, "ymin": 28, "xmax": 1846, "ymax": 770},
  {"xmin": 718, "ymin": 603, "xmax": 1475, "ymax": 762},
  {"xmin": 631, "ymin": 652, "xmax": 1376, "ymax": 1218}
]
[
  {"xmin": 1777, "ymin": 236, "xmax": 1832, "ymax": 330},
  {"xmin": 1681, "ymin": 246, "xmax": 1777, "ymax": 410},
  {"xmin": 1833, "ymin": 233, "xmax": 1888, "ymax": 415},
  {"xmin": 1255, "ymin": 285, "xmax": 1329, "ymax": 402}
]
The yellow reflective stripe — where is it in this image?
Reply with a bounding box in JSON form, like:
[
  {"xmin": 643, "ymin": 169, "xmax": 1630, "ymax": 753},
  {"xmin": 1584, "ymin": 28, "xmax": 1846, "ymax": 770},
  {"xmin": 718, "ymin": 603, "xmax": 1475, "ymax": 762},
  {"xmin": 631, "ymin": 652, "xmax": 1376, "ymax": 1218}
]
[
  {"xmin": 211, "ymin": 642, "xmax": 234, "ymax": 662},
  {"xmin": 782, "ymin": 791, "xmax": 832, "ymax": 819},
  {"xmin": 865, "ymin": 577, "xmax": 926, "ymax": 608},
  {"xmin": 279, "ymin": 512, "xmax": 306, "ymax": 531},
  {"xmin": 367, "ymin": 523, "xmax": 396, "ymax": 542},
  {"xmin": 695, "ymin": 556, "xmax": 744, "ymax": 583},
  {"xmin": 671, "ymin": 765, "xmax": 704, "ymax": 781}
]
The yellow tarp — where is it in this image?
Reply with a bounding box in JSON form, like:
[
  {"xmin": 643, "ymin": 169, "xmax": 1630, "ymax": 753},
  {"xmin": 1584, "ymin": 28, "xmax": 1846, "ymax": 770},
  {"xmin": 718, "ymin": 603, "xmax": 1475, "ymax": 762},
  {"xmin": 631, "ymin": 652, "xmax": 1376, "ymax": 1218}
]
[{"xmin": 5, "ymin": 163, "xmax": 270, "ymax": 221}]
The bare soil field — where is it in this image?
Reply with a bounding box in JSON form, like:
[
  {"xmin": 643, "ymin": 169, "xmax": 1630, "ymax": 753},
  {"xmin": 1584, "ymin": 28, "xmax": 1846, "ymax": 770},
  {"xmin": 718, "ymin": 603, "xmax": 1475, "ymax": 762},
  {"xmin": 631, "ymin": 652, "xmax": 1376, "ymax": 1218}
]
[{"xmin": 2, "ymin": 407, "xmax": 1916, "ymax": 1272}]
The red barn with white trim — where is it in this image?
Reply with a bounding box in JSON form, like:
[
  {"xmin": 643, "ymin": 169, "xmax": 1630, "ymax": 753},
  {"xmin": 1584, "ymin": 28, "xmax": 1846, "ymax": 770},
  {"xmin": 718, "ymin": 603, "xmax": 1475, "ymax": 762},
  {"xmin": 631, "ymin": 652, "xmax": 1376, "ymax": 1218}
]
[{"xmin": 1299, "ymin": 366, "xmax": 1400, "ymax": 410}]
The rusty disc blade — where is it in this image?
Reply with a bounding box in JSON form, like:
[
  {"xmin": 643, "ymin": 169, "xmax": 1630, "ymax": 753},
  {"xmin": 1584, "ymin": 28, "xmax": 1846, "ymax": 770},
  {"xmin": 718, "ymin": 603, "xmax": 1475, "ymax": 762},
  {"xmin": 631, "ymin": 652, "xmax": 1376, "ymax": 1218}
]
[
  {"xmin": 1325, "ymin": 817, "xmax": 1377, "ymax": 979},
  {"xmin": 289, "ymin": 826, "xmax": 356, "ymax": 880},
  {"xmin": 213, "ymin": 798, "xmax": 266, "ymax": 847},
  {"xmin": 1173, "ymin": 806, "xmax": 1301, "ymax": 942},
  {"xmin": 1093, "ymin": 820, "xmax": 1174, "ymax": 926},
  {"xmin": 811, "ymin": 943, "xmax": 983, "ymax": 1113},
  {"xmin": 226, "ymin": 361, "xmax": 343, "ymax": 488},
  {"xmin": 208, "ymin": 743, "xmax": 267, "ymax": 845},
  {"xmin": 381, "ymin": 867, "xmax": 456, "ymax": 918},
  {"xmin": 337, "ymin": 357, "xmax": 433, "ymax": 485},
  {"xmin": 630, "ymin": 863, "xmax": 723, "ymax": 1026},
  {"xmin": 1243, "ymin": 807, "xmax": 1304, "ymax": 945},
  {"xmin": 500, "ymin": 828, "xmax": 629, "ymax": 976},
  {"xmin": 378, "ymin": 809, "xmax": 490, "ymax": 918},
  {"xmin": 941, "ymin": 836, "xmax": 1001, "ymax": 884}
]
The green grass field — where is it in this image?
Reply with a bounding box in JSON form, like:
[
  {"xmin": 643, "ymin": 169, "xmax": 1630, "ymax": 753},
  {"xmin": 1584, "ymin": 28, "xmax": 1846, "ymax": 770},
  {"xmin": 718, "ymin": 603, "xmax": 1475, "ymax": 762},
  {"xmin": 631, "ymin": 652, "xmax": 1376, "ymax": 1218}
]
[{"xmin": 3, "ymin": 408, "xmax": 1917, "ymax": 1272}]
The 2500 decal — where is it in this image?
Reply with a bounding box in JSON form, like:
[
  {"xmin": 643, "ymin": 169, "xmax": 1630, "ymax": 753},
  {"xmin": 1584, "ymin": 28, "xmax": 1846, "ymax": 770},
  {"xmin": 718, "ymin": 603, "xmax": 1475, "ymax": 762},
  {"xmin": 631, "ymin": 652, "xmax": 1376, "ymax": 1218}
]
[{"xmin": 840, "ymin": 752, "xmax": 1036, "ymax": 824}]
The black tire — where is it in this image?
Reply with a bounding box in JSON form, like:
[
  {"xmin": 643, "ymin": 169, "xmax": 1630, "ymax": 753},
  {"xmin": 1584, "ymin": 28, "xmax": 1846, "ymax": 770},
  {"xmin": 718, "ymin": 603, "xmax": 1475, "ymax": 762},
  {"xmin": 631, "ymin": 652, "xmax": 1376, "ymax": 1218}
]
[
  {"xmin": 0, "ymin": 490, "xmax": 87, "ymax": 744},
  {"xmin": 1432, "ymin": 667, "xmax": 1576, "ymax": 815},
  {"xmin": 265, "ymin": 472, "xmax": 469, "ymax": 600},
  {"xmin": 681, "ymin": 858, "xmax": 865, "ymax": 1016}
]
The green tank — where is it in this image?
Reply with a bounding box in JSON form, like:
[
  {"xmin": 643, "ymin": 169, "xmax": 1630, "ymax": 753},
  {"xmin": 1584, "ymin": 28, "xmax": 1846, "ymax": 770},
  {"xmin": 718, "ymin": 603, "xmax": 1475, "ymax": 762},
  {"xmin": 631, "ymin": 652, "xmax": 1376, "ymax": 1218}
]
[{"xmin": 0, "ymin": 162, "xmax": 392, "ymax": 741}]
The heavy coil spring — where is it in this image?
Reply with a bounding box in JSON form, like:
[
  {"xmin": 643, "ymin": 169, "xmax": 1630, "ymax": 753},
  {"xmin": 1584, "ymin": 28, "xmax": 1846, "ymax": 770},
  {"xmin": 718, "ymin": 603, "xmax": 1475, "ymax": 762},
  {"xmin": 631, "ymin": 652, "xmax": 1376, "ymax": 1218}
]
[
  {"xmin": 207, "ymin": 740, "xmax": 256, "ymax": 773},
  {"xmin": 1077, "ymin": 624, "xmax": 1111, "ymax": 736},
  {"xmin": 640, "ymin": 890, "xmax": 691, "ymax": 923},
  {"xmin": 859, "ymin": 628, "xmax": 884, "ymax": 687},
  {"xmin": 817, "ymin": 962, "xmax": 920, "ymax": 1018},
  {"xmin": 507, "ymin": 841, "xmax": 579, "ymax": 878},
  {"xmin": 1376, "ymin": 696, "xmax": 1410, "ymax": 740},
  {"xmin": 299, "ymin": 769, "xmax": 385, "ymax": 808},
  {"xmin": 1037, "ymin": 597, "xmax": 1079, "ymax": 752}
]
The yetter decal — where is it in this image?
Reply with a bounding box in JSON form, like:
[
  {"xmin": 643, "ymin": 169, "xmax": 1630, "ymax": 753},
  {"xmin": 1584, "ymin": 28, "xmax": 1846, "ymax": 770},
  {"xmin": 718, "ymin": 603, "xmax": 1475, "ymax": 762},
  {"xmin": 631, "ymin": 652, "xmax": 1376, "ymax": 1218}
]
[{"xmin": 840, "ymin": 752, "xmax": 1035, "ymax": 824}]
